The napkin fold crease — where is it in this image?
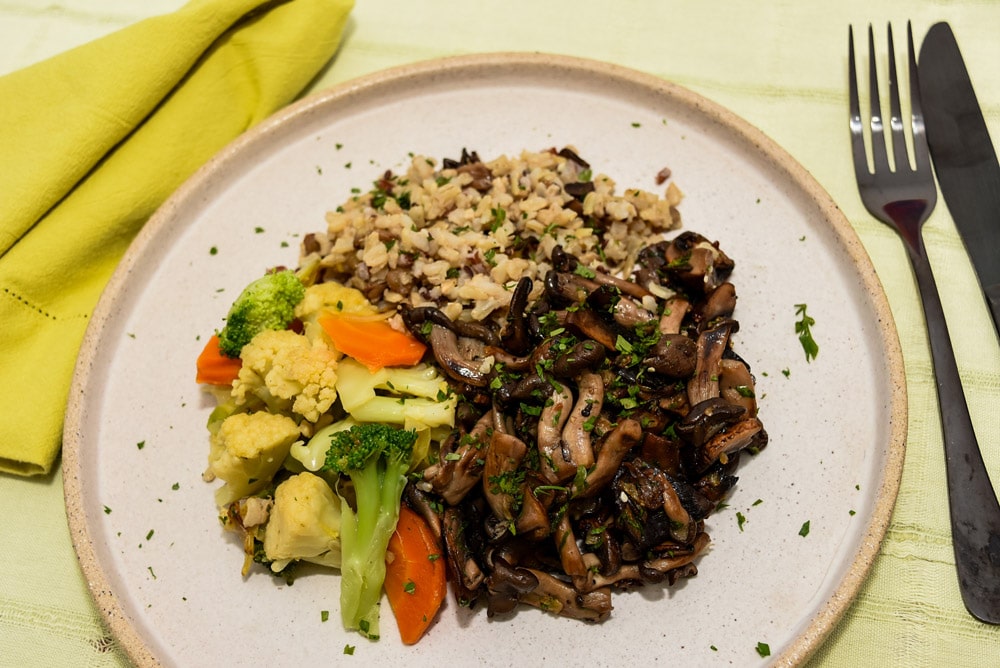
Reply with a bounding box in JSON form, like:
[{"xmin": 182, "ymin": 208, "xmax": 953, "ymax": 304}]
[{"xmin": 0, "ymin": 0, "xmax": 354, "ymax": 476}]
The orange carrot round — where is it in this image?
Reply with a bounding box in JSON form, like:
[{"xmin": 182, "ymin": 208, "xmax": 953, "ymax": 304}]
[
  {"xmin": 319, "ymin": 315, "xmax": 426, "ymax": 371},
  {"xmin": 195, "ymin": 334, "xmax": 243, "ymax": 385},
  {"xmin": 384, "ymin": 506, "xmax": 446, "ymax": 644}
]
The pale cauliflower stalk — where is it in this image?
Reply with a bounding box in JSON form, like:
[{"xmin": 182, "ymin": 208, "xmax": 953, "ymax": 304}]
[
  {"xmin": 232, "ymin": 329, "xmax": 339, "ymax": 423},
  {"xmin": 206, "ymin": 411, "xmax": 300, "ymax": 507},
  {"xmin": 263, "ymin": 472, "xmax": 343, "ymax": 571}
]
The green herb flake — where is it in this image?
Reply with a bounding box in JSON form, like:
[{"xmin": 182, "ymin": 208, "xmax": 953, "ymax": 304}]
[
  {"xmin": 752, "ymin": 498, "xmax": 763, "ymax": 506},
  {"xmin": 321, "ymin": 610, "xmax": 330, "ymax": 622},
  {"xmin": 147, "ymin": 566, "xmax": 157, "ymax": 580},
  {"xmin": 849, "ymin": 509, "xmax": 857, "ymax": 516},
  {"xmin": 136, "ymin": 440, "xmax": 146, "ymax": 450},
  {"xmin": 710, "ymin": 645, "xmax": 718, "ymax": 652},
  {"xmin": 781, "ymin": 367, "xmax": 791, "ymax": 378},
  {"xmin": 146, "ymin": 529, "xmax": 154, "ymax": 541},
  {"xmin": 799, "ymin": 520, "xmax": 811, "ymax": 537},
  {"xmin": 573, "ymin": 264, "xmax": 596, "ymax": 279},
  {"xmin": 631, "ymin": 121, "xmax": 641, "ymax": 128},
  {"xmin": 103, "ymin": 505, "xmax": 112, "ymax": 515},
  {"xmin": 736, "ymin": 511, "xmax": 747, "ymax": 532},
  {"xmin": 794, "ymin": 303, "xmax": 819, "ymax": 362},
  {"xmin": 756, "ymin": 642, "xmax": 771, "ymax": 657},
  {"xmin": 343, "ymin": 644, "xmax": 355, "ymax": 655},
  {"xmin": 578, "ymin": 168, "xmax": 593, "ymax": 182},
  {"xmin": 403, "ymin": 580, "xmax": 416, "ymax": 595},
  {"xmin": 172, "ymin": 482, "xmax": 180, "ymax": 491},
  {"xmin": 209, "ymin": 246, "xmax": 218, "ymax": 256}
]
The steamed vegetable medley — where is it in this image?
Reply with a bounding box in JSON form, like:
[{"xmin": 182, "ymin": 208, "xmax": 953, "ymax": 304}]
[{"xmin": 197, "ymin": 147, "xmax": 768, "ymax": 645}]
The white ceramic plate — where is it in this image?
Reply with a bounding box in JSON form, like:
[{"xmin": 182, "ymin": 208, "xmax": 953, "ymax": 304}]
[{"xmin": 64, "ymin": 54, "xmax": 904, "ymax": 668}]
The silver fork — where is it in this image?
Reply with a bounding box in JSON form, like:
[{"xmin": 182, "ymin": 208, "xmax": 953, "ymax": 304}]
[{"xmin": 849, "ymin": 22, "xmax": 1000, "ymax": 624}]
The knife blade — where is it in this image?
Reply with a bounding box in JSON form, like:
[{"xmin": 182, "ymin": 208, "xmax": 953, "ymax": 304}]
[{"xmin": 918, "ymin": 21, "xmax": 1000, "ymax": 340}]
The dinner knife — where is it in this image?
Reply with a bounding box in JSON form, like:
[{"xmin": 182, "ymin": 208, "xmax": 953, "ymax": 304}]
[{"xmin": 918, "ymin": 22, "xmax": 1000, "ymax": 341}]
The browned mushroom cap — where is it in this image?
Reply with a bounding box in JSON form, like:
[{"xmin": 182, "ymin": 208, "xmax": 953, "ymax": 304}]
[
  {"xmin": 565, "ymin": 308, "xmax": 618, "ymax": 350},
  {"xmin": 572, "ymin": 418, "xmax": 643, "ymax": 497},
  {"xmin": 700, "ymin": 281, "xmax": 737, "ymax": 324},
  {"xmin": 501, "ymin": 276, "xmax": 534, "ymax": 356},
  {"xmin": 442, "ymin": 505, "xmax": 486, "ymax": 603},
  {"xmin": 482, "ymin": 431, "xmax": 529, "ymax": 522},
  {"xmin": 719, "ymin": 358, "xmax": 758, "ymax": 417},
  {"xmin": 612, "ymin": 459, "xmax": 699, "ymax": 549},
  {"xmin": 484, "ymin": 555, "xmax": 538, "ymax": 616},
  {"xmin": 697, "ymin": 417, "xmax": 765, "ymax": 471},
  {"xmin": 642, "ymin": 333, "xmax": 698, "ymax": 378},
  {"xmin": 517, "ymin": 569, "xmax": 613, "ymax": 621},
  {"xmin": 663, "ymin": 231, "xmax": 736, "ymax": 294},
  {"xmin": 428, "ymin": 324, "xmax": 493, "ymax": 387},
  {"xmin": 515, "ymin": 478, "xmax": 552, "ymax": 539},
  {"xmin": 423, "ymin": 410, "xmax": 492, "ymax": 504},
  {"xmin": 676, "ymin": 397, "xmax": 746, "ymax": 448},
  {"xmin": 686, "ymin": 319, "xmax": 736, "ymax": 406}
]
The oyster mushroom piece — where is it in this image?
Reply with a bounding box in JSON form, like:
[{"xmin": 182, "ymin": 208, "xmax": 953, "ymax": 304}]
[
  {"xmin": 561, "ymin": 372, "xmax": 604, "ymax": 470},
  {"xmin": 573, "ymin": 418, "xmax": 643, "ymax": 497},
  {"xmin": 423, "ymin": 410, "xmax": 492, "ymax": 504},
  {"xmin": 442, "ymin": 505, "xmax": 486, "ymax": 602},
  {"xmin": 482, "ymin": 431, "xmax": 529, "ymax": 522},
  {"xmin": 719, "ymin": 357, "xmax": 758, "ymax": 416},
  {"xmin": 657, "ymin": 296, "xmax": 690, "ymax": 335},
  {"xmin": 686, "ymin": 319, "xmax": 737, "ymax": 406},
  {"xmin": 538, "ymin": 384, "xmax": 577, "ymax": 483},
  {"xmin": 698, "ymin": 417, "xmax": 765, "ymax": 471},
  {"xmin": 642, "ymin": 333, "xmax": 698, "ymax": 378},
  {"xmin": 501, "ymin": 276, "xmax": 534, "ymax": 355},
  {"xmin": 428, "ymin": 324, "xmax": 493, "ymax": 387},
  {"xmin": 518, "ymin": 569, "xmax": 613, "ymax": 621},
  {"xmin": 700, "ymin": 281, "xmax": 737, "ymax": 324},
  {"xmin": 676, "ymin": 397, "xmax": 746, "ymax": 448}
]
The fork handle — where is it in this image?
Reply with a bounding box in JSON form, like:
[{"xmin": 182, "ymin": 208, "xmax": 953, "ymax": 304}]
[{"xmin": 908, "ymin": 242, "xmax": 1000, "ymax": 624}]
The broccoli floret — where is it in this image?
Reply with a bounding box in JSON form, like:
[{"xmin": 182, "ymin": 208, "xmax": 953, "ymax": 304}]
[
  {"xmin": 316, "ymin": 422, "xmax": 418, "ymax": 640},
  {"xmin": 217, "ymin": 270, "xmax": 306, "ymax": 358}
]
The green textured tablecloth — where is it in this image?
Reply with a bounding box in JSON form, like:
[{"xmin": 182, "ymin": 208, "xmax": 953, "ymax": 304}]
[{"xmin": 2, "ymin": 0, "xmax": 999, "ymax": 665}]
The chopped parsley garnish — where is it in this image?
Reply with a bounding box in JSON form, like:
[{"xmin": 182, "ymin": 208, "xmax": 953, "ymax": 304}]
[
  {"xmin": 799, "ymin": 520, "xmax": 811, "ymax": 537},
  {"xmin": 403, "ymin": 580, "xmax": 416, "ymax": 595},
  {"xmin": 736, "ymin": 511, "xmax": 747, "ymax": 532},
  {"xmin": 321, "ymin": 610, "xmax": 330, "ymax": 622},
  {"xmin": 756, "ymin": 642, "xmax": 771, "ymax": 657},
  {"xmin": 136, "ymin": 440, "xmax": 145, "ymax": 450},
  {"xmin": 794, "ymin": 303, "xmax": 819, "ymax": 362},
  {"xmin": 343, "ymin": 644, "xmax": 355, "ymax": 655}
]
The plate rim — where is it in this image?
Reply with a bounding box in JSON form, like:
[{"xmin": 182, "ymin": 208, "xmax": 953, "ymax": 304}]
[{"xmin": 62, "ymin": 51, "xmax": 906, "ymax": 668}]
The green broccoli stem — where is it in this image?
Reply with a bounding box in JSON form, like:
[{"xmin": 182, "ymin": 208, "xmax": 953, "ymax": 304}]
[{"xmin": 338, "ymin": 456, "xmax": 409, "ymax": 639}]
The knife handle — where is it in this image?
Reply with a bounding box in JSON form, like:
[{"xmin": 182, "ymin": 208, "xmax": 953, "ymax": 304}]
[
  {"xmin": 986, "ymin": 284, "xmax": 1000, "ymax": 343},
  {"xmin": 908, "ymin": 242, "xmax": 1000, "ymax": 624}
]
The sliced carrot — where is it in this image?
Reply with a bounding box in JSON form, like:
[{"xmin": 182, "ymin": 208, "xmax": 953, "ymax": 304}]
[
  {"xmin": 195, "ymin": 334, "xmax": 243, "ymax": 385},
  {"xmin": 384, "ymin": 506, "xmax": 446, "ymax": 645},
  {"xmin": 319, "ymin": 315, "xmax": 426, "ymax": 371}
]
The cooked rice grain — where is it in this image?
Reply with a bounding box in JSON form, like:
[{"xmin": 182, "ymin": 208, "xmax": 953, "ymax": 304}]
[{"xmin": 301, "ymin": 148, "xmax": 682, "ymax": 324}]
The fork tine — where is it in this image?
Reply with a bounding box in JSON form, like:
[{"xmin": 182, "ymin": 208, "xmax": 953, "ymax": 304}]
[
  {"xmin": 886, "ymin": 24, "xmax": 910, "ymax": 172},
  {"xmin": 848, "ymin": 26, "xmax": 870, "ymax": 179},
  {"xmin": 867, "ymin": 25, "xmax": 890, "ymax": 174},
  {"xmin": 907, "ymin": 21, "xmax": 932, "ymax": 172}
]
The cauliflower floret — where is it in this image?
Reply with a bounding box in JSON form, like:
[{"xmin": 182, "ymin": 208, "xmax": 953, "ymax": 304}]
[
  {"xmin": 263, "ymin": 472, "xmax": 342, "ymax": 571},
  {"xmin": 232, "ymin": 329, "xmax": 338, "ymax": 423},
  {"xmin": 207, "ymin": 411, "xmax": 300, "ymax": 507}
]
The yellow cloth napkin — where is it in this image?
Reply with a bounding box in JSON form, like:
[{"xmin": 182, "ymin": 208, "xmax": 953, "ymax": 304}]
[{"xmin": 0, "ymin": 0, "xmax": 353, "ymax": 476}]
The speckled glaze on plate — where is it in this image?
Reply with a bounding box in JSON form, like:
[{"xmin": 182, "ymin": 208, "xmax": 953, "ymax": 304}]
[{"xmin": 63, "ymin": 53, "xmax": 905, "ymax": 668}]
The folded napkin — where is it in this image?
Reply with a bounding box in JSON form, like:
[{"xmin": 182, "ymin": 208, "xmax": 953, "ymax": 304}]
[{"xmin": 0, "ymin": 0, "xmax": 354, "ymax": 476}]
